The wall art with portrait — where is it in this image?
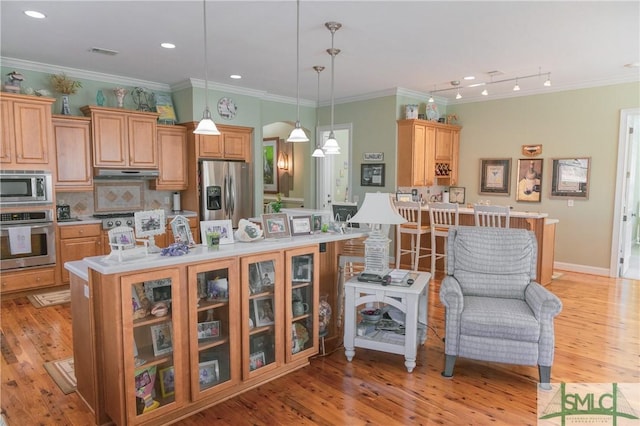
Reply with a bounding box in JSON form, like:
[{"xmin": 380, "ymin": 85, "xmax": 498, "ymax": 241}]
[
  {"xmin": 479, "ymin": 158, "xmax": 511, "ymax": 195},
  {"xmin": 516, "ymin": 158, "xmax": 543, "ymax": 203}
]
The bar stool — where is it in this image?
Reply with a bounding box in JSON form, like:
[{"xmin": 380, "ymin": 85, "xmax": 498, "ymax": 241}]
[
  {"xmin": 474, "ymin": 204, "xmax": 510, "ymax": 228},
  {"xmin": 428, "ymin": 202, "xmax": 459, "ymax": 279},
  {"xmin": 394, "ymin": 201, "xmax": 431, "ymax": 271}
]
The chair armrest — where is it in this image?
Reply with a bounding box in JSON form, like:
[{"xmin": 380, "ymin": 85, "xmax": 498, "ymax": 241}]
[
  {"xmin": 525, "ymin": 282, "xmax": 562, "ymax": 320},
  {"xmin": 439, "ymin": 276, "xmax": 463, "ymax": 311},
  {"xmin": 439, "ymin": 276, "xmax": 464, "ymax": 355}
]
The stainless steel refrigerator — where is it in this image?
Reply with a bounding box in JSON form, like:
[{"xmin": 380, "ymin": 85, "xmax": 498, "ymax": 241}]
[{"xmin": 200, "ymin": 160, "xmax": 253, "ymax": 228}]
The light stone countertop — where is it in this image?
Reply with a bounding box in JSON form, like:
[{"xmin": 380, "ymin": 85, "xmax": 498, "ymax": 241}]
[
  {"xmin": 418, "ymin": 205, "xmax": 548, "ymax": 219},
  {"xmin": 68, "ymin": 229, "xmax": 368, "ymax": 275}
]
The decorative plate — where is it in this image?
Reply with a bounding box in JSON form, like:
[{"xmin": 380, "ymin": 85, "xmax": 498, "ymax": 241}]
[
  {"xmin": 426, "ymin": 103, "xmax": 440, "ymax": 121},
  {"xmin": 217, "ymin": 97, "xmax": 237, "ymax": 120}
]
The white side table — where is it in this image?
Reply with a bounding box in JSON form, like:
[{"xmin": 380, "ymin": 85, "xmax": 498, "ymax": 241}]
[{"xmin": 344, "ymin": 271, "xmax": 430, "ymax": 373}]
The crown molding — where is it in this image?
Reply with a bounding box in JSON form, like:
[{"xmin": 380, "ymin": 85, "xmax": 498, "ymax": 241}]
[{"xmin": 1, "ymin": 57, "xmax": 172, "ymax": 92}]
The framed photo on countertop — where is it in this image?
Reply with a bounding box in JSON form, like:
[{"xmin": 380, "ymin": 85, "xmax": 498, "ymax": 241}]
[{"xmin": 449, "ymin": 186, "xmax": 466, "ymax": 204}]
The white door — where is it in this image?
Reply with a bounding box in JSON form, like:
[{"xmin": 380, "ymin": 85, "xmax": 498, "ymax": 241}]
[{"xmin": 316, "ymin": 125, "xmax": 352, "ymax": 212}]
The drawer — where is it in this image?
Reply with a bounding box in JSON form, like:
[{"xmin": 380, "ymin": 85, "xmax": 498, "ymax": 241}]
[
  {"xmin": 1, "ymin": 267, "xmax": 56, "ymax": 293},
  {"xmin": 59, "ymin": 223, "xmax": 102, "ymax": 239}
]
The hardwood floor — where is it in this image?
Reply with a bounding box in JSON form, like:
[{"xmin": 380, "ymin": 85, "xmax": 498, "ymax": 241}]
[{"xmin": 1, "ymin": 271, "xmax": 638, "ymax": 426}]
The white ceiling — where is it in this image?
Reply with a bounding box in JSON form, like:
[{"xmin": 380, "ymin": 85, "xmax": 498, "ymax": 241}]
[{"xmin": 1, "ymin": 1, "xmax": 639, "ymax": 105}]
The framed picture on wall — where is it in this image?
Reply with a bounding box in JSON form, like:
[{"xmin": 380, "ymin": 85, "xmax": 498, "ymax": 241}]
[
  {"xmin": 361, "ymin": 163, "xmax": 385, "ymax": 187},
  {"xmin": 263, "ymin": 137, "xmax": 278, "ymax": 193},
  {"xmin": 516, "ymin": 158, "xmax": 543, "ymax": 203},
  {"xmin": 550, "ymin": 157, "xmax": 591, "ymax": 199},
  {"xmin": 479, "ymin": 158, "xmax": 511, "ymax": 196}
]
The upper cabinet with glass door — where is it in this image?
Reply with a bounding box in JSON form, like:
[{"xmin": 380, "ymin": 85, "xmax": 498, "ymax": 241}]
[
  {"xmin": 187, "ymin": 258, "xmax": 240, "ymax": 400},
  {"xmin": 285, "ymin": 246, "xmax": 320, "ymax": 362},
  {"xmin": 241, "ymin": 252, "xmax": 284, "ymax": 380}
]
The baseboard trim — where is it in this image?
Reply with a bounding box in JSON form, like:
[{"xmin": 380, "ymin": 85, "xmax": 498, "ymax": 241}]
[{"xmin": 554, "ymin": 262, "xmax": 611, "ymax": 277}]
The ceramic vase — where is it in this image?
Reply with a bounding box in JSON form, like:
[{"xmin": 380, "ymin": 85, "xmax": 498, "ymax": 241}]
[
  {"xmin": 318, "ymin": 294, "xmax": 332, "ymax": 336},
  {"xmin": 96, "ymin": 90, "xmax": 105, "ymax": 106},
  {"xmin": 114, "ymin": 87, "xmax": 128, "ymax": 108},
  {"xmin": 60, "ymin": 95, "xmax": 71, "ymax": 115}
]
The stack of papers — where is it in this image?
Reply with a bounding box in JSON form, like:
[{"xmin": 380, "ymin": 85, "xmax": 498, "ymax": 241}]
[{"xmin": 388, "ymin": 269, "xmax": 409, "ymax": 283}]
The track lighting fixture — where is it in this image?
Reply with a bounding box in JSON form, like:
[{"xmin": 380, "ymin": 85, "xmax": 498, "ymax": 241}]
[
  {"xmin": 429, "ymin": 69, "xmax": 551, "ymax": 98},
  {"xmin": 513, "ymin": 78, "xmax": 520, "ymax": 91},
  {"xmin": 481, "ymin": 89, "xmax": 488, "ymax": 96},
  {"xmin": 456, "ymin": 91, "xmax": 462, "ymax": 99},
  {"xmin": 544, "ymin": 73, "xmax": 552, "ymax": 87}
]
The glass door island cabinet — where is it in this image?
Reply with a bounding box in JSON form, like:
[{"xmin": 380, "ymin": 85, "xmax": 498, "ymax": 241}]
[{"xmin": 76, "ymin": 232, "xmax": 355, "ymax": 426}]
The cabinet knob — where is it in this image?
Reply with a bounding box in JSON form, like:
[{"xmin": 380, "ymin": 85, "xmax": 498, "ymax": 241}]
[
  {"xmin": 36, "ymin": 276, "xmax": 41, "ymax": 282},
  {"xmin": 2, "ymin": 282, "xmax": 6, "ymax": 287},
  {"xmin": 79, "ymin": 230, "xmax": 84, "ymax": 234}
]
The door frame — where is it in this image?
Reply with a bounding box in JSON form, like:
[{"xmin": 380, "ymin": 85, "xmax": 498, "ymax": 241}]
[
  {"xmin": 610, "ymin": 107, "xmax": 639, "ymax": 277},
  {"xmin": 315, "ymin": 123, "xmax": 353, "ymax": 211}
]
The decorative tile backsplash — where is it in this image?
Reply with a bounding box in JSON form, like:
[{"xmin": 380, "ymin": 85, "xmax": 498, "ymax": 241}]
[{"xmin": 57, "ymin": 181, "xmax": 176, "ymax": 217}]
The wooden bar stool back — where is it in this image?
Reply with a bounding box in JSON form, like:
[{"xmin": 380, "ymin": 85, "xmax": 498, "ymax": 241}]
[
  {"xmin": 473, "ymin": 204, "xmax": 510, "ymax": 228},
  {"xmin": 428, "ymin": 202, "xmax": 459, "ymax": 279},
  {"xmin": 394, "ymin": 201, "xmax": 431, "ymax": 271}
]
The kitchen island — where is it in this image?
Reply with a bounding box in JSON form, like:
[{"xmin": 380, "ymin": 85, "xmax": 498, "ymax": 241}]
[{"xmin": 66, "ymin": 230, "xmax": 367, "ymax": 426}]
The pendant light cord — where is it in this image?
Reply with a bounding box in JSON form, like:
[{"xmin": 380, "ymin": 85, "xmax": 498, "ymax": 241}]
[
  {"xmin": 202, "ymin": 0, "xmax": 209, "ymax": 115},
  {"xmin": 295, "ymin": 0, "xmax": 300, "ymax": 121},
  {"xmin": 329, "ymin": 32, "xmax": 335, "ymax": 132}
]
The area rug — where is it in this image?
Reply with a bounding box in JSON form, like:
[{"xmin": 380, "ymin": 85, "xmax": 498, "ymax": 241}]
[
  {"xmin": 27, "ymin": 289, "xmax": 70, "ymax": 308},
  {"xmin": 44, "ymin": 357, "xmax": 76, "ymax": 394}
]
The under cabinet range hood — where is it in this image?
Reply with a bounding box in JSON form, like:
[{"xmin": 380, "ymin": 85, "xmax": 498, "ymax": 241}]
[{"xmin": 94, "ymin": 168, "xmax": 159, "ymax": 179}]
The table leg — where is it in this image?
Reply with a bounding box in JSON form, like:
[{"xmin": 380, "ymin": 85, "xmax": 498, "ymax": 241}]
[
  {"xmin": 344, "ymin": 286, "xmax": 356, "ymax": 362},
  {"xmin": 404, "ymin": 293, "xmax": 419, "ymax": 373}
]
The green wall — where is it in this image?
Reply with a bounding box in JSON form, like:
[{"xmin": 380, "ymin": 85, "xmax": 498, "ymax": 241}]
[{"xmin": 448, "ymin": 82, "xmax": 640, "ymax": 271}]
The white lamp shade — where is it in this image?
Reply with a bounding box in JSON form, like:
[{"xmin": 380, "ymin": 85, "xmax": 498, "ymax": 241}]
[
  {"xmin": 322, "ymin": 133, "xmax": 340, "ymax": 151},
  {"xmin": 348, "ymin": 193, "xmax": 407, "ymax": 225},
  {"xmin": 194, "ymin": 118, "xmax": 221, "ymax": 135},
  {"xmin": 287, "ymin": 123, "xmax": 309, "ymax": 142},
  {"xmin": 312, "ymin": 147, "xmax": 325, "ymax": 157},
  {"xmin": 324, "ymin": 146, "xmax": 340, "ymax": 155}
]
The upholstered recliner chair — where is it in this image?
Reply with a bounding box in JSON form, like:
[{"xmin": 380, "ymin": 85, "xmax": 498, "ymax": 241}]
[{"xmin": 439, "ymin": 226, "xmax": 562, "ymax": 386}]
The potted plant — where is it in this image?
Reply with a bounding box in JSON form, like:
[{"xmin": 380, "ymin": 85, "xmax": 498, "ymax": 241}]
[
  {"xmin": 270, "ymin": 193, "xmax": 283, "ymax": 213},
  {"xmin": 49, "ymin": 73, "xmax": 82, "ymax": 115}
]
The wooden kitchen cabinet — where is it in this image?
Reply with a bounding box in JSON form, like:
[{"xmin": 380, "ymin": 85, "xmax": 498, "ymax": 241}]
[
  {"xmin": 81, "ymin": 105, "xmax": 159, "ymax": 169},
  {"xmin": 196, "ymin": 123, "xmax": 252, "ymax": 162},
  {"xmin": 149, "ymin": 125, "xmax": 188, "ymax": 190},
  {"xmin": 58, "ymin": 223, "xmax": 102, "ymax": 283},
  {"xmin": 52, "ymin": 115, "xmax": 93, "ymax": 190},
  {"xmin": 397, "ymin": 119, "xmax": 461, "ymax": 187},
  {"xmin": 0, "ymin": 266, "xmax": 56, "ymax": 294},
  {"xmin": 0, "ymin": 93, "xmax": 54, "ymax": 169}
]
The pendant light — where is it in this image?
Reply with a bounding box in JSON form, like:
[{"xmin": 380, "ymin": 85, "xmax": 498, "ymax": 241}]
[
  {"xmin": 322, "ymin": 21, "xmax": 341, "ymax": 155},
  {"xmin": 287, "ymin": 0, "xmax": 309, "ymax": 142},
  {"xmin": 312, "ymin": 65, "xmax": 325, "ymax": 158},
  {"xmin": 194, "ymin": 0, "xmax": 220, "ymax": 135}
]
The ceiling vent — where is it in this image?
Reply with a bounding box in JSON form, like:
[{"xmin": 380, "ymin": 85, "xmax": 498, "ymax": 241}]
[
  {"xmin": 89, "ymin": 47, "xmax": 119, "ymax": 56},
  {"xmin": 486, "ymin": 70, "xmax": 504, "ymax": 77}
]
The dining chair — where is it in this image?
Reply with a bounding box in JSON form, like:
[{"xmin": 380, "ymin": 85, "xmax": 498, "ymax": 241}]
[
  {"xmin": 428, "ymin": 202, "xmax": 459, "ymax": 279},
  {"xmin": 473, "ymin": 204, "xmax": 510, "ymax": 228},
  {"xmin": 394, "ymin": 200, "xmax": 430, "ymax": 271}
]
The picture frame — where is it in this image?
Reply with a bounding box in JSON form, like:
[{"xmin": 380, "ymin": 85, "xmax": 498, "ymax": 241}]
[
  {"xmin": 263, "ymin": 137, "xmax": 278, "ymax": 193},
  {"xmin": 197, "ymin": 320, "xmax": 221, "ymax": 340},
  {"xmin": 150, "ymin": 322, "xmax": 173, "ymax": 356},
  {"xmin": 206, "ymin": 277, "xmax": 228, "ymax": 301},
  {"xmin": 159, "ymin": 366, "xmax": 175, "ymax": 398},
  {"xmin": 262, "ymin": 213, "xmax": 291, "ymax": 239},
  {"xmin": 292, "ymin": 255, "xmax": 312, "ymax": 282},
  {"xmin": 154, "ymin": 92, "xmax": 177, "ymax": 125},
  {"xmin": 249, "ymin": 351, "xmax": 266, "ymax": 371},
  {"xmin": 550, "ymin": 157, "xmax": 591, "ymax": 199},
  {"xmin": 253, "ymin": 296, "xmax": 275, "ymax": 327},
  {"xmin": 449, "ymin": 186, "xmax": 466, "ymax": 204},
  {"xmin": 170, "ymin": 215, "xmax": 195, "ymax": 246},
  {"xmin": 479, "ymin": 158, "xmax": 512, "ymax": 195},
  {"xmin": 290, "ymin": 215, "xmax": 312, "ymax": 236},
  {"xmin": 198, "ymin": 360, "xmax": 219, "ymax": 388},
  {"xmin": 363, "ymin": 152, "xmax": 384, "ymax": 162},
  {"xmin": 200, "ymin": 219, "xmax": 234, "ymax": 245},
  {"xmin": 134, "ymin": 209, "xmax": 165, "ymax": 239},
  {"xmin": 516, "ymin": 158, "xmax": 544, "ymax": 203},
  {"xmin": 360, "ymin": 163, "xmax": 385, "ymax": 187},
  {"xmin": 143, "ymin": 279, "xmax": 172, "ymax": 304},
  {"xmin": 311, "ymin": 214, "xmax": 323, "ymax": 232}
]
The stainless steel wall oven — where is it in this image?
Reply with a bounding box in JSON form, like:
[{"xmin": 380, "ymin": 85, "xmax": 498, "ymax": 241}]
[{"xmin": 0, "ymin": 210, "xmax": 55, "ymax": 271}]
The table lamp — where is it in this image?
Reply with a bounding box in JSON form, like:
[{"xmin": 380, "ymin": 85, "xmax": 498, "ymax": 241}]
[{"xmin": 348, "ymin": 192, "xmax": 407, "ymax": 278}]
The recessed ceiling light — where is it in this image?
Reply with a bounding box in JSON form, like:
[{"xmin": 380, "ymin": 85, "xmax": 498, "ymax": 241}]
[
  {"xmin": 230, "ymin": 75, "xmax": 242, "ymax": 80},
  {"xmin": 160, "ymin": 43, "xmax": 176, "ymax": 49},
  {"xmin": 24, "ymin": 10, "xmax": 46, "ymax": 19},
  {"xmin": 463, "ymin": 76, "xmax": 475, "ymax": 80},
  {"xmin": 624, "ymin": 62, "xmax": 640, "ymax": 68}
]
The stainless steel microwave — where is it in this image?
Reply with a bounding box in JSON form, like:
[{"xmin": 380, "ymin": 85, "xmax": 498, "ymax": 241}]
[{"xmin": 0, "ymin": 170, "xmax": 53, "ymax": 205}]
